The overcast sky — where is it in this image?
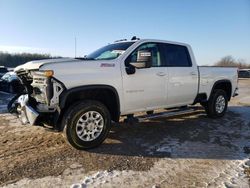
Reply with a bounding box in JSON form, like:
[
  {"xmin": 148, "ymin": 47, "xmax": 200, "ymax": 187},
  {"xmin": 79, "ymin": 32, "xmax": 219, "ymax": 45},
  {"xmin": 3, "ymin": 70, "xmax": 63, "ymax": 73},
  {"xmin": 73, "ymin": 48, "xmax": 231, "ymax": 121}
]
[{"xmin": 0, "ymin": 0, "xmax": 249, "ymax": 65}]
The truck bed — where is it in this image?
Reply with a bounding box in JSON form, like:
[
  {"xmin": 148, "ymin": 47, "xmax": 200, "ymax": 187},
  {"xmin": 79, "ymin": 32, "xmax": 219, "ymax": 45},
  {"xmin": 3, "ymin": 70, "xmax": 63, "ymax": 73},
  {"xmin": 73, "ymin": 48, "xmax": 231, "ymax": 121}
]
[{"xmin": 198, "ymin": 66, "xmax": 238, "ymax": 98}]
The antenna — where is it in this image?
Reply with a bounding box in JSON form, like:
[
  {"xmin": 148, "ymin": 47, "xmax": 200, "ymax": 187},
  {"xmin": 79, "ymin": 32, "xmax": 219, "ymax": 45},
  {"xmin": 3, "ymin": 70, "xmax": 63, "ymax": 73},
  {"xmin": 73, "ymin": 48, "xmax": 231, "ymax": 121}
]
[{"xmin": 74, "ymin": 36, "xmax": 77, "ymax": 58}]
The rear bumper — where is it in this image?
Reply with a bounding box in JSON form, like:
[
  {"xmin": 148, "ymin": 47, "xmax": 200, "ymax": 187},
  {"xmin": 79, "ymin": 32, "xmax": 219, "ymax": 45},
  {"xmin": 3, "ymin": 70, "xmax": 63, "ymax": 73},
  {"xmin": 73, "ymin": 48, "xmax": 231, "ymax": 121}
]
[{"xmin": 17, "ymin": 94, "xmax": 39, "ymax": 125}]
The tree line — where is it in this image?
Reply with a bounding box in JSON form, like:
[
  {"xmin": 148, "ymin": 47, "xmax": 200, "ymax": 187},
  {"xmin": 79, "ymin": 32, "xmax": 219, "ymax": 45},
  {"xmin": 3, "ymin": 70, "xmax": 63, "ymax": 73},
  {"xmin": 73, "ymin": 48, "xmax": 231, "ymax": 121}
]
[
  {"xmin": 214, "ymin": 56, "xmax": 250, "ymax": 68},
  {"xmin": 0, "ymin": 51, "xmax": 57, "ymax": 68}
]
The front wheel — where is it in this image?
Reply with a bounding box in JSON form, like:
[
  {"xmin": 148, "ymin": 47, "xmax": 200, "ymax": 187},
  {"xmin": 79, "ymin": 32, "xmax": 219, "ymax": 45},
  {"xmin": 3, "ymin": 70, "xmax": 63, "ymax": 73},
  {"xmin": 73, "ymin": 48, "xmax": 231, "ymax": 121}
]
[
  {"xmin": 63, "ymin": 100, "xmax": 111, "ymax": 150},
  {"xmin": 202, "ymin": 89, "xmax": 228, "ymax": 118}
]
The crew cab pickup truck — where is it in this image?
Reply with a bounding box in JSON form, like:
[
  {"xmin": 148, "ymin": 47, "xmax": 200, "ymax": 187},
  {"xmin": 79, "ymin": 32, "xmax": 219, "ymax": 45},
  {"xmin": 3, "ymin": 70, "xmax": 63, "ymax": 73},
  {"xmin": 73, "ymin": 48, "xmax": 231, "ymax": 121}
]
[{"xmin": 11, "ymin": 38, "xmax": 238, "ymax": 149}]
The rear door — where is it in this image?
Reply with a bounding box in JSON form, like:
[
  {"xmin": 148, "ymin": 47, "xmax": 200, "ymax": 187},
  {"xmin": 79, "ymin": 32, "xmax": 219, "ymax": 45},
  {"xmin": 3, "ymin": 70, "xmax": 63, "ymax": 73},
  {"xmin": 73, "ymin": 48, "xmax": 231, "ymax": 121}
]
[{"xmin": 162, "ymin": 43, "xmax": 198, "ymax": 107}]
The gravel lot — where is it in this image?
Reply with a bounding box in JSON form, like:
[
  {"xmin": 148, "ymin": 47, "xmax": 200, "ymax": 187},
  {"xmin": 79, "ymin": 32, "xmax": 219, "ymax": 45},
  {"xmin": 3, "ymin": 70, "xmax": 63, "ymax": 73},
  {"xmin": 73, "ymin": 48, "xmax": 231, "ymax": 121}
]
[{"xmin": 0, "ymin": 79, "xmax": 250, "ymax": 188}]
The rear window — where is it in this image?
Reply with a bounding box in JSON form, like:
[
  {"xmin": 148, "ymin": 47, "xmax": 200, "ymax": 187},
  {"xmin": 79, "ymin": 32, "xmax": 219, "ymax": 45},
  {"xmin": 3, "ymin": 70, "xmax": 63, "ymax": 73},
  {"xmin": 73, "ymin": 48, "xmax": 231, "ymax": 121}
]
[{"xmin": 162, "ymin": 44, "xmax": 191, "ymax": 67}]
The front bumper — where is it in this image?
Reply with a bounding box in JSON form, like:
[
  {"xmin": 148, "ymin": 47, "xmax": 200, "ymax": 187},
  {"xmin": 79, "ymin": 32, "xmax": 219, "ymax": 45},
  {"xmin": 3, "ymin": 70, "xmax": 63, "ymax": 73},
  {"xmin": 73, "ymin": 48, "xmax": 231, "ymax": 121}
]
[{"xmin": 17, "ymin": 94, "xmax": 39, "ymax": 125}]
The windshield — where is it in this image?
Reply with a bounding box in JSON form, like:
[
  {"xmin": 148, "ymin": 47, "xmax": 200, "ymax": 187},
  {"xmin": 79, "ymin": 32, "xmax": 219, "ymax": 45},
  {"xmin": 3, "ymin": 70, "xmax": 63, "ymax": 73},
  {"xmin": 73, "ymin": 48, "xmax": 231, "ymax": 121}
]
[{"xmin": 85, "ymin": 42, "xmax": 134, "ymax": 60}]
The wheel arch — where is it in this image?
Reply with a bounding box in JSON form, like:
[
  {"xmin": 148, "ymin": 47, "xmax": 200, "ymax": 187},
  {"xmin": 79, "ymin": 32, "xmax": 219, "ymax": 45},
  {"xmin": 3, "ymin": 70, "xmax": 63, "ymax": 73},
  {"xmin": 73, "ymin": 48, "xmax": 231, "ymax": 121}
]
[
  {"xmin": 209, "ymin": 79, "xmax": 232, "ymax": 101},
  {"xmin": 59, "ymin": 85, "xmax": 121, "ymax": 123}
]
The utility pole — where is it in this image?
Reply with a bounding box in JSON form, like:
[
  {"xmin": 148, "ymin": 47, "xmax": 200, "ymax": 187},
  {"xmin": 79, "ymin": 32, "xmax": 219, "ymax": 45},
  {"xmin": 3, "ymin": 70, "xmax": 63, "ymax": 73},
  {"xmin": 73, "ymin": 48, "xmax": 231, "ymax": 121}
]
[{"xmin": 74, "ymin": 36, "xmax": 77, "ymax": 58}]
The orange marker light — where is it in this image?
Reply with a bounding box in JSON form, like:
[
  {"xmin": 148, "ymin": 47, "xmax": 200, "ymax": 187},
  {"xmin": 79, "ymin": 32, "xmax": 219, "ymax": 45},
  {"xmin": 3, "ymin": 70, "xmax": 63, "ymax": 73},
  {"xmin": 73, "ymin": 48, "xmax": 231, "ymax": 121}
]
[{"xmin": 44, "ymin": 70, "xmax": 54, "ymax": 77}]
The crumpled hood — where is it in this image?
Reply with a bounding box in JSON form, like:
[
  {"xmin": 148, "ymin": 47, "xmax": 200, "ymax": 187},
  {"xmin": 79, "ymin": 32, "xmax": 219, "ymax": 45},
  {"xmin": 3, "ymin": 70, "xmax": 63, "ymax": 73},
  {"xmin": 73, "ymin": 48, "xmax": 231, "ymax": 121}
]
[{"xmin": 14, "ymin": 58, "xmax": 79, "ymax": 72}]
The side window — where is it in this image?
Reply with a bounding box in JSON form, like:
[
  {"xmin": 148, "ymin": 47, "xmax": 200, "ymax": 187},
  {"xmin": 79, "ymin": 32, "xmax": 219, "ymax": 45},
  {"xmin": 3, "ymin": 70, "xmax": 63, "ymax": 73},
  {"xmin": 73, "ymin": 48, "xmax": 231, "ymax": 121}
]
[
  {"xmin": 126, "ymin": 43, "xmax": 162, "ymax": 67},
  {"xmin": 163, "ymin": 44, "xmax": 192, "ymax": 67}
]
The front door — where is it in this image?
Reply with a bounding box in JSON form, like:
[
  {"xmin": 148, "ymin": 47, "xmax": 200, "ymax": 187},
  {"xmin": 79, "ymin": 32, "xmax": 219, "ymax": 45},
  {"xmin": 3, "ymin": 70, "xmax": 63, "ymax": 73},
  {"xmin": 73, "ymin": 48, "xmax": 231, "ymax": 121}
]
[{"xmin": 121, "ymin": 43, "xmax": 167, "ymax": 114}]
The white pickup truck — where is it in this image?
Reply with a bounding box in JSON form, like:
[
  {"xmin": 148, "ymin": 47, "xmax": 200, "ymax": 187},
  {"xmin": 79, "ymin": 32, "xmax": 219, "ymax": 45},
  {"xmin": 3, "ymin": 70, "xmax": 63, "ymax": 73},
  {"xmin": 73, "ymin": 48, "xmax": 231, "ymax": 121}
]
[{"xmin": 12, "ymin": 38, "xmax": 238, "ymax": 149}]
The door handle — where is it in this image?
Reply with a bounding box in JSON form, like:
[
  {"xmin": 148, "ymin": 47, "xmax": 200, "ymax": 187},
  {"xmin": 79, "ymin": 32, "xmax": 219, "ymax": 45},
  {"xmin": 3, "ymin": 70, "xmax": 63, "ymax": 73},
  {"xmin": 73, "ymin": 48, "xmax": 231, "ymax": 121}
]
[
  {"xmin": 156, "ymin": 72, "xmax": 166, "ymax": 76},
  {"xmin": 190, "ymin": 71, "xmax": 197, "ymax": 76}
]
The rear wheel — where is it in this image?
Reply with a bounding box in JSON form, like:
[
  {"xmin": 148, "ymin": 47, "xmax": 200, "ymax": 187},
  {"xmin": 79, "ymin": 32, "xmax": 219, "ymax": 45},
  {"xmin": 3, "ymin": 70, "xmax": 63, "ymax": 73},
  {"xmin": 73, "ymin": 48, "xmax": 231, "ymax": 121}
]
[
  {"xmin": 63, "ymin": 100, "xmax": 111, "ymax": 150},
  {"xmin": 202, "ymin": 89, "xmax": 228, "ymax": 118}
]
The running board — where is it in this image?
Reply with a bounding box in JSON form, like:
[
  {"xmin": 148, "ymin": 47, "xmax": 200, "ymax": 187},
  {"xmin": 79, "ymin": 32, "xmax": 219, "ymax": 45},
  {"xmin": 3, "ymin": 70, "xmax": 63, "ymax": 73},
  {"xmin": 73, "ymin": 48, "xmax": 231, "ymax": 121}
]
[
  {"xmin": 124, "ymin": 107, "xmax": 197, "ymax": 123},
  {"xmin": 137, "ymin": 108, "xmax": 195, "ymax": 122}
]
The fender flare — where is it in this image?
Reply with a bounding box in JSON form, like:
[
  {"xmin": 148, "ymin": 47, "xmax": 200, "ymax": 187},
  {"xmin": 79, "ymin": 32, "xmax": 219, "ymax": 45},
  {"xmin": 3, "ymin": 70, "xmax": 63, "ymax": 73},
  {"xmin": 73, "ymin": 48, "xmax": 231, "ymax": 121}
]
[
  {"xmin": 209, "ymin": 79, "xmax": 232, "ymax": 100},
  {"xmin": 59, "ymin": 84, "xmax": 120, "ymax": 112}
]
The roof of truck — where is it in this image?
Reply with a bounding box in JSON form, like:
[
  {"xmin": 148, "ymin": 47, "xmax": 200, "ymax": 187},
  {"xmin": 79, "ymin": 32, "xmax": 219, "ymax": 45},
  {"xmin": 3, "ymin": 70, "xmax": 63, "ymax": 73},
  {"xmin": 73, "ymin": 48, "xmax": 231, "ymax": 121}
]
[{"xmin": 114, "ymin": 38, "xmax": 190, "ymax": 47}]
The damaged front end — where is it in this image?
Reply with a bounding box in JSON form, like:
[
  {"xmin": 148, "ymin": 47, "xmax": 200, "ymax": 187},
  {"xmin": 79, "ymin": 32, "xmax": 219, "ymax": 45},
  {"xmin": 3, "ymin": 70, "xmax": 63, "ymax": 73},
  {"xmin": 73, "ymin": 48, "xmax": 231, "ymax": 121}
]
[{"xmin": 9, "ymin": 69, "xmax": 65, "ymax": 126}]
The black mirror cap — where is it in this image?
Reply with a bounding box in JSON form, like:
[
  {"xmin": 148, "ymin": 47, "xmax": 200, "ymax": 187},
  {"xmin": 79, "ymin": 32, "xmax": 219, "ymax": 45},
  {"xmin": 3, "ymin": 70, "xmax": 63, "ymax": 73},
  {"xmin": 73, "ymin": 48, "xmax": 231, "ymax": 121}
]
[{"xmin": 126, "ymin": 66, "xmax": 136, "ymax": 75}]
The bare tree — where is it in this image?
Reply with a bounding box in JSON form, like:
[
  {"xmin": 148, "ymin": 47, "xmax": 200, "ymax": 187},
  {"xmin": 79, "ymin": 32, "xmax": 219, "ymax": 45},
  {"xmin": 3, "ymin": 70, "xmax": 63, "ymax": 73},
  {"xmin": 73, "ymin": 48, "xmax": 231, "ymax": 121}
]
[
  {"xmin": 215, "ymin": 56, "xmax": 250, "ymax": 68},
  {"xmin": 215, "ymin": 56, "xmax": 237, "ymax": 67}
]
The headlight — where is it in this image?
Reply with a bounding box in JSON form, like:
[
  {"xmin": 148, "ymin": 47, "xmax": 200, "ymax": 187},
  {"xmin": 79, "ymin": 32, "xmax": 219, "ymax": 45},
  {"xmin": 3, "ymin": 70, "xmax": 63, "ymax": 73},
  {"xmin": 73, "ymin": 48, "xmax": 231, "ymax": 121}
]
[
  {"xmin": 31, "ymin": 70, "xmax": 53, "ymax": 104},
  {"xmin": 32, "ymin": 70, "xmax": 54, "ymax": 78}
]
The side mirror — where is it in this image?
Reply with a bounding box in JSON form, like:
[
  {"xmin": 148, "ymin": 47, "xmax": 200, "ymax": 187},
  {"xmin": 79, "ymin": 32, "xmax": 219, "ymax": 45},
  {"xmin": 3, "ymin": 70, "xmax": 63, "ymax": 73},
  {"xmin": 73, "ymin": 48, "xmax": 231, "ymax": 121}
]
[{"xmin": 130, "ymin": 50, "xmax": 152, "ymax": 69}]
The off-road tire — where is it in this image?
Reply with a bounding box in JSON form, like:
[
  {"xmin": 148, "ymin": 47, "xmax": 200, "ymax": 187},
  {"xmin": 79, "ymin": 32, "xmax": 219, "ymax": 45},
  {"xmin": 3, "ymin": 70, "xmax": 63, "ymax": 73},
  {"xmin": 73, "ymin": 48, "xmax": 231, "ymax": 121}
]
[{"xmin": 62, "ymin": 100, "xmax": 111, "ymax": 150}]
